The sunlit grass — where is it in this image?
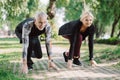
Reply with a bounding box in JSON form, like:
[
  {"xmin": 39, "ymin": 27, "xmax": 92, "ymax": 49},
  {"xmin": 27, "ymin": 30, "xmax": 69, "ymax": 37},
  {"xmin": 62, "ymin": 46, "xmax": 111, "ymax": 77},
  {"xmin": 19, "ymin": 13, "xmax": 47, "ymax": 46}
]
[
  {"xmin": 0, "ymin": 52, "xmax": 21, "ymax": 61},
  {"xmin": 0, "ymin": 37, "xmax": 120, "ymax": 79},
  {"xmin": 0, "ymin": 38, "xmax": 33, "ymax": 80},
  {"xmin": 113, "ymin": 62, "xmax": 120, "ymax": 70},
  {"xmin": 0, "ymin": 60, "xmax": 29, "ymax": 80}
]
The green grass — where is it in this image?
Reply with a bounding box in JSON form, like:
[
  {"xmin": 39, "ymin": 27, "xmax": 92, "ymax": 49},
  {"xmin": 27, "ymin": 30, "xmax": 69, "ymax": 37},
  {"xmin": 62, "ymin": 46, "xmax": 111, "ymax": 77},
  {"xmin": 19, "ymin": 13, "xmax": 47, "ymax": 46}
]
[
  {"xmin": 0, "ymin": 37, "xmax": 18, "ymax": 41},
  {"xmin": 81, "ymin": 44, "xmax": 120, "ymax": 63},
  {"xmin": 0, "ymin": 52, "xmax": 21, "ymax": 61},
  {"xmin": 0, "ymin": 59, "xmax": 33, "ymax": 80},
  {"xmin": 0, "ymin": 43, "xmax": 21, "ymax": 48},
  {"xmin": 112, "ymin": 62, "xmax": 120, "ymax": 70},
  {"xmin": 0, "ymin": 60, "xmax": 30, "ymax": 80},
  {"xmin": 0, "ymin": 37, "xmax": 120, "ymax": 79},
  {"xmin": 93, "ymin": 46, "xmax": 120, "ymax": 63},
  {"xmin": 0, "ymin": 38, "xmax": 33, "ymax": 80}
]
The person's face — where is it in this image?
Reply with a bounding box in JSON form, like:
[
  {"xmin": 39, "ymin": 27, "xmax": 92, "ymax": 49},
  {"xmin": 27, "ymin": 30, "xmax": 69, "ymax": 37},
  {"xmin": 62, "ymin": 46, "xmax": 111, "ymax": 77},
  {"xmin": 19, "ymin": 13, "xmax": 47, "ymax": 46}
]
[
  {"xmin": 35, "ymin": 16, "xmax": 47, "ymax": 30},
  {"xmin": 81, "ymin": 15, "xmax": 93, "ymax": 27}
]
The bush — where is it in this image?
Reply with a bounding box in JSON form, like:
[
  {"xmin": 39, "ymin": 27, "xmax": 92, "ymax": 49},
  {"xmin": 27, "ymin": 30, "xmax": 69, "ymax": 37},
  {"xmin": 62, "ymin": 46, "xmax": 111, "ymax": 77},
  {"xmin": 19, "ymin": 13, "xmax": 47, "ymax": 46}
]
[{"xmin": 95, "ymin": 37, "xmax": 120, "ymax": 45}]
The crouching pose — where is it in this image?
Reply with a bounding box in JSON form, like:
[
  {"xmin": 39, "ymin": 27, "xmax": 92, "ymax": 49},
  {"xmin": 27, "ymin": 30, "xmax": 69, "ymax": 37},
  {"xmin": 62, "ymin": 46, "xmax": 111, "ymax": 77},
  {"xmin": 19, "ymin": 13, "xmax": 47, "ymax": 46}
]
[
  {"xmin": 58, "ymin": 11, "xmax": 97, "ymax": 69},
  {"xmin": 15, "ymin": 12, "xmax": 59, "ymax": 73}
]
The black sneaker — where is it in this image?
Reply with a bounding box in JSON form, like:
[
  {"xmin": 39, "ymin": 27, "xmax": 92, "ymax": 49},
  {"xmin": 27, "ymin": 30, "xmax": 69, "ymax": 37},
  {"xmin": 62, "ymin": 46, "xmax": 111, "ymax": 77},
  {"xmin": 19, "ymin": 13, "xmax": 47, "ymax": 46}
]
[
  {"xmin": 28, "ymin": 65, "xmax": 33, "ymax": 70},
  {"xmin": 73, "ymin": 58, "xmax": 82, "ymax": 66},
  {"xmin": 63, "ymin": 52, "xmax": 68, "ymax": 62}
]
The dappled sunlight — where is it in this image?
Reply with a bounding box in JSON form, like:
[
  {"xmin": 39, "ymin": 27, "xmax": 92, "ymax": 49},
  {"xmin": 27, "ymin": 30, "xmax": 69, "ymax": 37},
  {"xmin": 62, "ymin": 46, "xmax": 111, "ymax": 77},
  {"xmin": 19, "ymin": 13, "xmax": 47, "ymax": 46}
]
[
  {"xmin": 0, "ymin": 48, "xmax": 21, "ymax": 54},
  {"xmin": 97, "ymin": 61, "xmax": 120, "ymax": 67},
  {"xmin": 28, "ymin": 68, "xmax": 119, "ymax": 80},
  {"xmin": 10, "ymin": 60, "xmax": 21, "ymax": 63},
  {"xmin": 1, "ymin": 38, "xmax": 120, "ymax": 80}
]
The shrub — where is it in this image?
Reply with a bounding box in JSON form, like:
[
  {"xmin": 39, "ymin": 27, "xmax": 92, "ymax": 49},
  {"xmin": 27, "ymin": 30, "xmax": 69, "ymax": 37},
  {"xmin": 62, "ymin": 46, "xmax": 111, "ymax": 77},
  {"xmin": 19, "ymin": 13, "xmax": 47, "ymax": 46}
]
[{"xmin": 95, "ymin": 37, "xmax": 120, "ymax": 45}]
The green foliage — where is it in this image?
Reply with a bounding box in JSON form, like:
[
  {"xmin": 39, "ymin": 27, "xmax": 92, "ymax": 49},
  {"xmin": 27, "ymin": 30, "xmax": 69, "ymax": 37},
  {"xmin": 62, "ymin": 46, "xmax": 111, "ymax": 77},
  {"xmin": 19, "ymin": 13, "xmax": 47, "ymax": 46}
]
[
  {"xmin": 56, "ymin": 0, "xmax": 120, "ymax": 38},
  {"xmin": 56, "ymin": 0, "xmax": 70, "ymax": 8},
  {"xmin": 56, "ymin": 0, "xmax": 83, "ymax": 21},
  {"xmin": 95, "ymin": 37, "xmax": 120, "ymax": 45},
  {"xmin": 48, "ymin": 19, "xmax": 60, "ymax": 40},
  {"xmin": 94, "ymin": 0, "xmax": 120, "ymax": 38},
  {"xmin": 0, "ymin": 0, "xmax": 41, "ymax": 31},
  {"xmin": 27, "ymin": 0, "xmax": 39, "ymax": 16},
  {"xmin": 51, "ymin": 26, "xmax": 59, "ymax": 40},
  {"xmin": 1, "ymin": 0, "xmax": 29, "ymax": 18}
]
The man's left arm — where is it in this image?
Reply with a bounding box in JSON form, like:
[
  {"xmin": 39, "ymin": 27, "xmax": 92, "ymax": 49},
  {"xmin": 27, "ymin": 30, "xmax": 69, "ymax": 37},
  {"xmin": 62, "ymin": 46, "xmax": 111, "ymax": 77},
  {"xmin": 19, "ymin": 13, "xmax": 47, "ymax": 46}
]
[
  {"xmin": 21, "ymin": 22, "xmax": 31, "ymax": 73},
  {"xmin": 45, "ymin": 25, "xmax": 52, "ymax": 57}
]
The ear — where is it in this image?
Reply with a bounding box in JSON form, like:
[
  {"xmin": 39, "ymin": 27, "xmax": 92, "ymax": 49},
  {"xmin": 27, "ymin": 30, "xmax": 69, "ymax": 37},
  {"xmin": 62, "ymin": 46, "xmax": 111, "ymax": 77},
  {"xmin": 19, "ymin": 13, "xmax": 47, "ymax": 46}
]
[
  {"xmin": 34, "ymin": 19, "xmax": 36, "ymax": 22},
  {"xmin": 34, "ymin": 19, "xmax": 36, "ymax": 25},
  {"xmin": 34, "ymin": 19, "xmax": 36, "ymax": 24}
]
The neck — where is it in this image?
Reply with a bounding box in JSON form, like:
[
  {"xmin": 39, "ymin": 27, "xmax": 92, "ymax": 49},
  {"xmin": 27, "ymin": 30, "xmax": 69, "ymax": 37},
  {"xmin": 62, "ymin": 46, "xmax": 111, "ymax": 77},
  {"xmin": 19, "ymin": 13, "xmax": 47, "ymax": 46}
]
[
  {"xmin": 81, "ymin": 24, "xmax": 87, "ymax": 28},
  {"xmin": 80, "ymin": 25, "xmax": 88, "ymax": 32}
]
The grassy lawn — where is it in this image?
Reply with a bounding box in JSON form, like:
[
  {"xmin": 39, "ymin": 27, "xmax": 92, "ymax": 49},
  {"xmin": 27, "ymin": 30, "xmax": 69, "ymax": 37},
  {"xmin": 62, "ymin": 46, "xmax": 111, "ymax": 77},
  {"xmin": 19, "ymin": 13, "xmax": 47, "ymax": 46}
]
[
  {"xmin": 0, "ymin": 38, "xmax": 120, "ymax": 80},
  {"xmin": 0, "ymin": 38, "xmax": 32, "ymax": 80}
]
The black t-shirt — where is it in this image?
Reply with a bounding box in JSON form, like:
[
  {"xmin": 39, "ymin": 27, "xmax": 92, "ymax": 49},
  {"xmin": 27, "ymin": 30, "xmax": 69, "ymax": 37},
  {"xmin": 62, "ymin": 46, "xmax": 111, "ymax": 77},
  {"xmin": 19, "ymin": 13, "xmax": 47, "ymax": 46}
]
[{"xmin": 29, "ymin": 24, "xmax": 45, "ymax": 38}]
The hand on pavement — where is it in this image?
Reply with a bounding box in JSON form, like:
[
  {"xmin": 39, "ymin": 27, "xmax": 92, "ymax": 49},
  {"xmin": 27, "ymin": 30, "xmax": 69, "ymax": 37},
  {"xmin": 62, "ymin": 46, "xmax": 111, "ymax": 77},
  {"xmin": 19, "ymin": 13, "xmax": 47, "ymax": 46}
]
[
  {"xmin": 21, "ymin": 59, "xmax": 28, "ymax": 74},
  {"xmin": 90, "ymin": 60, "xmax": 97, "ymax": 66}
]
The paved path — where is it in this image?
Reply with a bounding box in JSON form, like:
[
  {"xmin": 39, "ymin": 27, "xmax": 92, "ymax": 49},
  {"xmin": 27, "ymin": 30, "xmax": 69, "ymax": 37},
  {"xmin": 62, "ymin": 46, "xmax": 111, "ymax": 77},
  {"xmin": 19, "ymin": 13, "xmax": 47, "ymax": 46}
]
[{"xmin": 8, "ymin": 45, "xmax": 120, "ymax": 80}]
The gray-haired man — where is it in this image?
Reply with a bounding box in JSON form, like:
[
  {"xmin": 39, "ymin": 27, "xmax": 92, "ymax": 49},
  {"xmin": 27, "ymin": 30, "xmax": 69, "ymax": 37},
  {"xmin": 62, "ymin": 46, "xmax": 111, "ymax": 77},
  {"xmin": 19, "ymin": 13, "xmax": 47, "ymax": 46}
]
[{"xmin": 15, "ymin": 12, "xmax": 59, "ymax": 73}]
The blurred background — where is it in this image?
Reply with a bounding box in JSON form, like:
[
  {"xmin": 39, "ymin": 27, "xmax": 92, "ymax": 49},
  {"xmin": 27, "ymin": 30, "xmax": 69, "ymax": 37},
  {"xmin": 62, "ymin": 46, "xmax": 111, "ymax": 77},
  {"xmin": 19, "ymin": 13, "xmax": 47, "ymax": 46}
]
[
  {"xmin": 0, "ymin": 0, "xmax": 119, "ymax": 43},
  {"xmin": 0, "ymin": 0, "xmax": 120, "ymax": 79}
]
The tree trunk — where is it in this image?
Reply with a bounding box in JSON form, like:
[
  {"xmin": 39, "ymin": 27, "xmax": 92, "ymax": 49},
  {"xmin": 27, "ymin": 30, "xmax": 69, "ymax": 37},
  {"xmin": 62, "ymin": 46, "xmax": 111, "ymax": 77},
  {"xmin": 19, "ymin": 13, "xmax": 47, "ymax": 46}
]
[
  {"xmin": 117, "ymin": 30, "xmax": 120, "ymax": 38},
  {"xmin": 110, "ymin": 20, "xmax": 117, "ymax": 37},
  {"xmin": 95, "ymin": 24, "xmax": 104, "ymax": 38},
  {"xmin": 110, "ymin": 15, "xmax": 120, "ymax": 37},
  {"xmin": 47, "ymin": 0, "xmax": 56, "ymax": 19}
]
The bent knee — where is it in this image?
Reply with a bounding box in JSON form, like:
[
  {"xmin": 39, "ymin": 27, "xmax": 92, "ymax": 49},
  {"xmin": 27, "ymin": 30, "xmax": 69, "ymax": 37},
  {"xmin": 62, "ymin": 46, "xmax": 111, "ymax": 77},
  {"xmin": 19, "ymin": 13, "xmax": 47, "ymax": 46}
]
[{"xmin": 37, "ymin": 55, "xmax": 42, "ymax": 59}]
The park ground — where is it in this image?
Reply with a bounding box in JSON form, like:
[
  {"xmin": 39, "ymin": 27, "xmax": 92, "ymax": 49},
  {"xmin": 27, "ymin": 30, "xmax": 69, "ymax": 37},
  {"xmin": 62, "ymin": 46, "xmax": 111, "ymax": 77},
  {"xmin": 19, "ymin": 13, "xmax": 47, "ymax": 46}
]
[{"xmin": 0, "ymin": 38, "xmax": 120, "ymax": 80}]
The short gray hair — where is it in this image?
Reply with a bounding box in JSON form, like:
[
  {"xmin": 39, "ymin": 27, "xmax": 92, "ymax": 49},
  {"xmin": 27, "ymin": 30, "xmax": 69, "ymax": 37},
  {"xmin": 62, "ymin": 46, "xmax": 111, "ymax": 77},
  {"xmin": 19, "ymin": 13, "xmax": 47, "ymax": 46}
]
[{"xmin": 34, "ymin": 12, "xmax": 48, "ymax": 19}]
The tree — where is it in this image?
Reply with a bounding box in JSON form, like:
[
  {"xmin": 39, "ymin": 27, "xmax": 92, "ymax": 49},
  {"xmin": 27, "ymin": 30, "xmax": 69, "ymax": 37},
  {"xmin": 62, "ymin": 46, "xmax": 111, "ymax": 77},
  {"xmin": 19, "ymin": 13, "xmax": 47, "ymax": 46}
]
[
  {"xmin": 56, "ymin": 0, "xmax": 120, "ymax": 39},
  {"xmin": 0, "ymin": 0, "xmax": 39, "ymax": 32},
  {"xmin": 92, "ymin": 0, "xmax": 120, "ymax": 38},
  {"xmin": 27, "ymin": 0, "xmax": 39, "ymax": 17},
  {"xmin": 0, "ymin": 0, "xmax": 28, "ymax": 20},
  {"xmin": 47, "ymin": 0, "xmax": 56, "ymax": 19},
  {"xmin": 56, "ymin": 0, "xmax": 82, "ymax": 21}
]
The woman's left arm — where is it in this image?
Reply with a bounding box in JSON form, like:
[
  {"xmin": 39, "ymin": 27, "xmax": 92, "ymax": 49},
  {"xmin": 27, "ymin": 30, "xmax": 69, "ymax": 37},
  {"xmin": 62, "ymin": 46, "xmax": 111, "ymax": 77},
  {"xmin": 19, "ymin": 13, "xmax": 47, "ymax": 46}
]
[
  {"xmin": 88, "ymin": 31, "xmax": 94, "ymax": 61},
  {"xmin": 88, "ymin": 26, "xmax": 97, "ymax": 66}
]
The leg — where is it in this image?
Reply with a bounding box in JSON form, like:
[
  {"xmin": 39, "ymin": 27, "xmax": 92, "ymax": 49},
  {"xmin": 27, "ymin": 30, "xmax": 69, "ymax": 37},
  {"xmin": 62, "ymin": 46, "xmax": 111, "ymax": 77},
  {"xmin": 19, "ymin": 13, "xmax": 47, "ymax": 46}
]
[
  {"xmin": 27, "ymin": 39, "xmax": 34, "ymax": 70},
  {"xmin": 32, "ymin": 38, "xmax": 42, "ymax": 59},
  {"xmin": 73, "ymin": 34, "xmax": 83, "ymax": 58},
  {"xmin": 62, "ymin": 35, "xmax": 70, "ymax": 62},
  {"xmin": 73, "ymin": 34, "xmax": 83, "ymax": 66},
  {"xmin": 62, "ymin": 35, "xmax": 73, "ymax": 69}
]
